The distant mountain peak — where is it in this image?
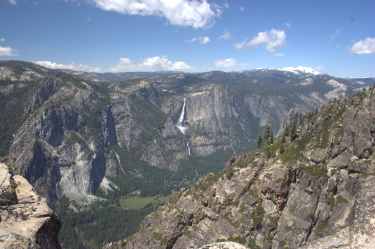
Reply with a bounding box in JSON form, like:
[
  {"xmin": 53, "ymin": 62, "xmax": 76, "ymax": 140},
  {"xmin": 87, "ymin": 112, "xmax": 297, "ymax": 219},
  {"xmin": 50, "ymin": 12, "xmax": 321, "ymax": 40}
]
[{"xmin": 278, "ymin": 66, "xmax": 321, "ymax": 75}]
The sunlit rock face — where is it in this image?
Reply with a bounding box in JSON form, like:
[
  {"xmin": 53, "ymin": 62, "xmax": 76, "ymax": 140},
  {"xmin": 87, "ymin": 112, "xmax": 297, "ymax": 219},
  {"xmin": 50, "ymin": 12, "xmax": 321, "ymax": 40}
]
[{"xmin": 0, "ymin": 163, "xmax": 61, "ymax": 249}]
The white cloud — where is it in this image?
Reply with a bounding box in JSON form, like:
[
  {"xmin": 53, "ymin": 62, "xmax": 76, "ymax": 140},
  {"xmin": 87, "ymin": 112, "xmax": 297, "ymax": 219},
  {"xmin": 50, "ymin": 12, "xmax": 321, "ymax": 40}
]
[
  {"xmin": 239, "ymin": 6, "xmax": 245, "ymax": 12},
  {"xmin": 219, "ymin": 31, "xmax": 231, "ymax": 40},
  {"xmin": 92, "ymin": 0, "xmax": 220, "ymax": 28},
  {"xmin": 351, "ymin": 37, "xmax": 375, "ymax": 54},
  {"xmin": 235, "ymin": 29, "xmax": 286, "ymax": 52},
  {"xmin": 0, "ymin": 46, "xmax": 14, "ymax": 56},
  {"xmin": 111, "ymin": 56, "xmax": 191, "ymax": 72},
  {"xmin": 191, "ymin": 36, "xmax": 211, "ymax": 45},
  {"xmin": 8, "ymin": 0, "xmax": 16, "ymax": 5},
  {"xmin": 34, "ymin": 61, "xmax": 101, "ymax": 72},
  {"xmin": 214, "ymin": 58, "xmax": 237, "ymax": 69}
]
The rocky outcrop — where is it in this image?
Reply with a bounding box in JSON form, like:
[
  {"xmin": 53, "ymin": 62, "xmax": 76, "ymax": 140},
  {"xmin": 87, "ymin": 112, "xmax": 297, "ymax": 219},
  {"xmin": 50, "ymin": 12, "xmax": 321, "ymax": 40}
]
[
  {"xmin": 106, "ymin": 88, "xmax": 375, "ymax": 249},
  {"xmin": 0, "ymin": 163, "xmax": 60, "ymax": 249}
]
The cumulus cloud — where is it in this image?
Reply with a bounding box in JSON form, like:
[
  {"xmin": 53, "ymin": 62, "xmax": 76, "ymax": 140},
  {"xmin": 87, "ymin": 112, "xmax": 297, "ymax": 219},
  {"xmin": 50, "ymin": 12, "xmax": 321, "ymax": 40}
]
[
  {"xmin": 235, "ymin": 29, "xmax": 286, "ymax": 52},
  {"xmin": 34, "ymin": 61, "xmax": 101, "ymax": 72},
  {"xmin": 191, "ymin": 36, "xmax": 211, "ymax": 45},
  {"xmin": 214, "ymin": 58, "xmax": 237, "ymax": 69},
  {"xmin": 0, "ymin": 46, "xmax": 14, "ymax": 56},
  {"xmin": 351, "ymin": 37, "xmax": 375, "ymax": 54},
  {"xmin": 219, "ymin": 31, "xmax": 231, "ymax": 40},
  {"xmin": 92, "ymin": 0, "xmax": 220, "ymax": 28},
  {"xmin": 111, "ymin": 56, "xmax": 191, "ymax": 72}
]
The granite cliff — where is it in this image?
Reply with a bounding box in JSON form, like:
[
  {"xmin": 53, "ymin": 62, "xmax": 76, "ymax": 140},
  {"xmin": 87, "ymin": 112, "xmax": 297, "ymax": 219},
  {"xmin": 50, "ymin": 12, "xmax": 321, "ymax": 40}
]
[
  {"xmin": 1, "ymin": 60, "xmax": 375, "ymax": 248},
  {"xmin": 105, "ymin": 87, "xmax": 375, "ymax": 249},
  {"xmin": 1, "ymin": 61, "xmax": 373, "ymax": 206},
  {"xmin": 0, "ymin": 163, "xmax": 60, "ymax": 249}
]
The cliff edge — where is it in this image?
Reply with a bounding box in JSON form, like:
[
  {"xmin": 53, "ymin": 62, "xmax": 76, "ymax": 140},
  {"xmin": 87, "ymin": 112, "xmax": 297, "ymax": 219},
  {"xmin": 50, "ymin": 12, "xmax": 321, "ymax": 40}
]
[{"xmin": 0, "ymin": 163, "xmax": 61, "ymax": 249}]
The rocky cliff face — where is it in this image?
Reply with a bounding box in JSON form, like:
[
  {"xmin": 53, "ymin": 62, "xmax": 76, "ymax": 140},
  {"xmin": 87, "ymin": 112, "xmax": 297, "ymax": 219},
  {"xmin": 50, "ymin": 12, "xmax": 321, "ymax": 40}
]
[
  {"xmin": 3, "ymin": 62, "xmax": 110, "ymax": 205},
  {"xmin": 2, "ymin": 61, "xmax": 373, "ymax": 207},
  {"xmin": 0, "ymin": 163, "xmax": 60, "ymax": 249},
  {"xmin": 2, "ymin": 61, "xmax": 375, "ymax": 249},
  {"xmin": 107, "ymin": 88, "xmax": 375, "ymax": 249}
]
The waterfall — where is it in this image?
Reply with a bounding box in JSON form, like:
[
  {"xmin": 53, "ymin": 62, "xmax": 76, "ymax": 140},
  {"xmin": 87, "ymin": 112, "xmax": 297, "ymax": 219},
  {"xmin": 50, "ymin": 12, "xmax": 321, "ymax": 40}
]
[
  {"xmin": 186, "ymin": 142, "xmax": 191, "ymax": 156},
  {"xmin": 176, "ymin": 98, "xmax": 188, "ymax": 135},
  {"xmin": 178, "ymin": 98, "xmax": 186, "ymax": 124},
  {"xmin": 176, "ymin": 98, "xmax": 191, "ymax": 157}
]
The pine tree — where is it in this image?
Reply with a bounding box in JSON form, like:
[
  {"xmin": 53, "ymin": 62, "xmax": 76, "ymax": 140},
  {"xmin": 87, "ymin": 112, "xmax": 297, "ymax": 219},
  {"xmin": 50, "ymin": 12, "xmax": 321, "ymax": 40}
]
[{"xmin": 263, "ymin": 123, "xmax": 274, "ymax": 146}]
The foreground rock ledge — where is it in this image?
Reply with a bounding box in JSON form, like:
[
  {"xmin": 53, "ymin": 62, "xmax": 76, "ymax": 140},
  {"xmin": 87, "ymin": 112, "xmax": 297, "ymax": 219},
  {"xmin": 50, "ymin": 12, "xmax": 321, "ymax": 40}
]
[{"xmin": 0, "ymin": 163, "xmax": 61, "ymax": 249}]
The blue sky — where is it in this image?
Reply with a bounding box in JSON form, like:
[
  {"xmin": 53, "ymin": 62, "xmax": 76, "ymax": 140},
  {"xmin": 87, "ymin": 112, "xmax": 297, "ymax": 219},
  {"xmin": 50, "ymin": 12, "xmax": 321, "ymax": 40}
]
[{"xmin": 0, "ymin": 0, "xmax": 374, "ymax": 77}]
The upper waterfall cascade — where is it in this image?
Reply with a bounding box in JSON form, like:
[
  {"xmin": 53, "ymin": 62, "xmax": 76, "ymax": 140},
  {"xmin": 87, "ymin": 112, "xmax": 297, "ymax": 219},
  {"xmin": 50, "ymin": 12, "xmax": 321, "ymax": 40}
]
[
  {"xmin": 176, "ymin": 98, "xmax": 189, "ymax": 135},
  {"xmin": 176, "ymin": 98, "xmax": 191, "ymax": 156}
]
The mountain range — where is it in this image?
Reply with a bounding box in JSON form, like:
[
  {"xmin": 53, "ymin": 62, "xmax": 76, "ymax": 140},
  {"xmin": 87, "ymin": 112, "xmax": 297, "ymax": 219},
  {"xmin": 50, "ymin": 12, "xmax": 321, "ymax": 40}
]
[{"xmin": 1, "ymin": 60, "xmax": 374, "ymax": 248}]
